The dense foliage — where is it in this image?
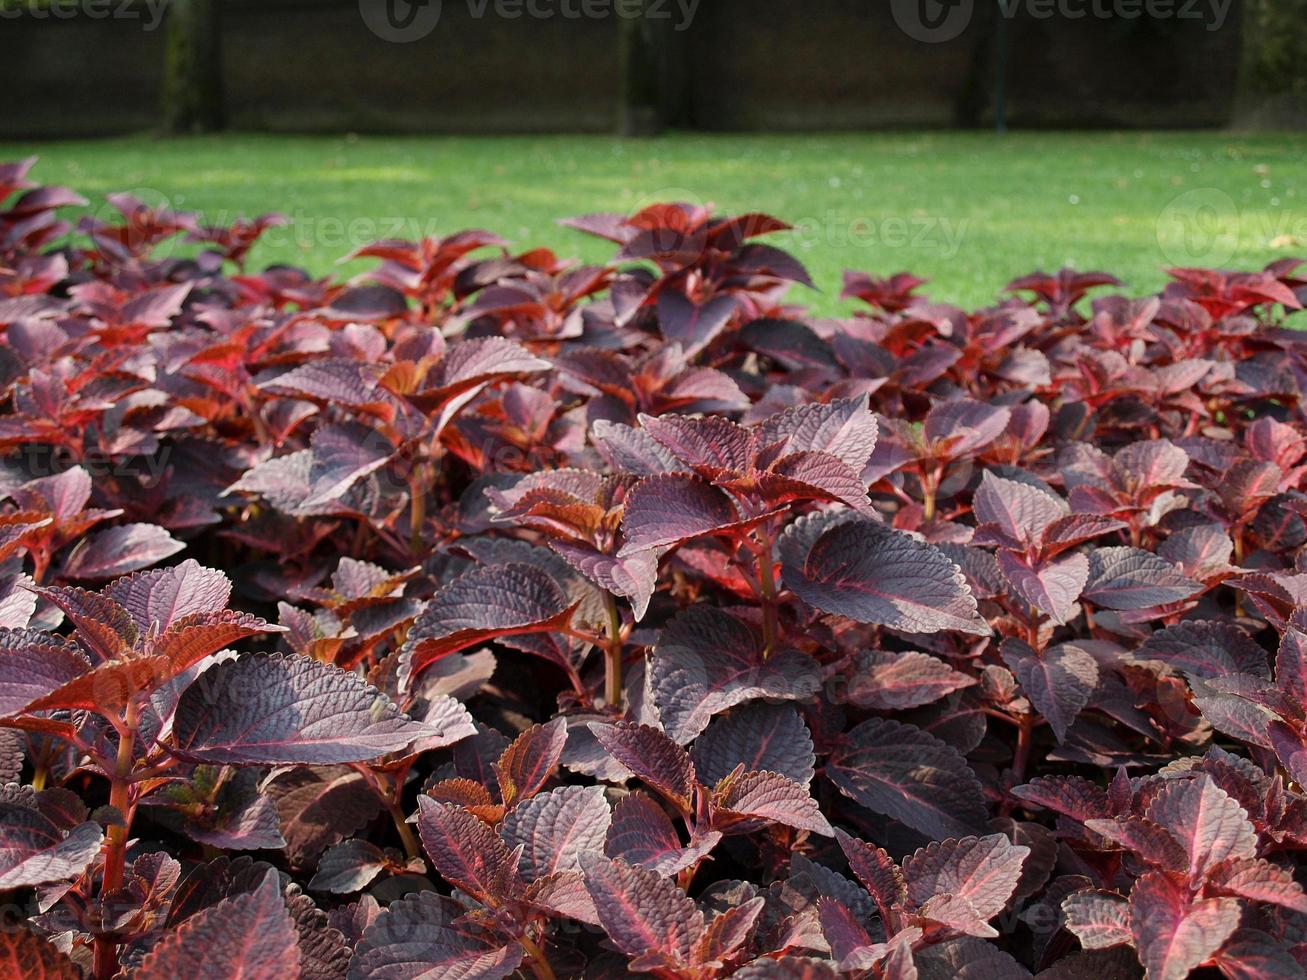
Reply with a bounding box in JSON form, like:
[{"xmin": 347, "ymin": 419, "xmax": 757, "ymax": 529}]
[{"xmin": 0, "ymin": 156, "xmax": 1305, "ymax": 979}]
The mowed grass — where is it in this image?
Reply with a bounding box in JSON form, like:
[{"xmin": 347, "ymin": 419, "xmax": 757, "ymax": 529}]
[{"xmin": 4, "ymin": 131, "xmax": 1306, "ymax": 314}]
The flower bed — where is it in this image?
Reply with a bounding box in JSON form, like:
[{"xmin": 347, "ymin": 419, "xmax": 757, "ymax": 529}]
[{"xmin": 1, "ymin": 156, "xmax": 1306, "ymax": 978}]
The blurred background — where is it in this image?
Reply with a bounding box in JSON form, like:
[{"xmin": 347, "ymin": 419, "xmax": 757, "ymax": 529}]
[{"xmin": 2, "ymin": 0, "xmax": 1305, "ymax": 309}]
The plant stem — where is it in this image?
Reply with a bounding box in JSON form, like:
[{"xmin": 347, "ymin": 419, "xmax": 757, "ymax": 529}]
[
  {"xmin": 388, "ymin": 798, "xmax": 421, "ymax": 862},
  {"xmin": 603, "ymin": 592, "xmax": 624, "ymax": 711},
  {"xmin": 1002, "ymin": 715, "xmax": 1035, "ymax": 818},
  {"xmin": 409, "ymin": 459, "xmax": 429, "ymax": 557},
  {"xmin": 922, "ymin": 468, "xmax": 940, "ymax": 522},
  {"xmin": 94, "ymin": 706, "xmax": 138, "ymax": 980},
  {"xmin": 756, "ymin": 530, "xmax": 778, "ymax": 656},
  {"xmin": 519, "ymin": 934, "xmax": 557, "ymax": 980}
]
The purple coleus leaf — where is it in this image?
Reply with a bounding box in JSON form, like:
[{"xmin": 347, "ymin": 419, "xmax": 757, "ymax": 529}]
[
  {"xmin": 500, "ymin": 784, "xmax": 610, "ymax": 882},
  {"xmin": 1000, "ymin": 639, "xmax": 1098, "ymax": 742},
  {"xmin": 0, "ymin": 795, "xmax": 102, "ymax": 889},
  {"xmin": 1142, "ymin": 775, "xmax": 1258, "ymax": 879},
  {"xmin": 713, "ymin": 770, "xmax": 833, "ymax": 837},
  {"xmin": 902, "ymin": 834, "xmax": 1030, "ymax": 937},
  {"xmin": 649, "ymin": 605, "xmax": 821, "ymax": 744},
  {"xmin": 618, "ymin": 473, "xmax": 746, "ymax": 556},
  {"xmin": 580, "ymin": 854, "xmax": 703, "ymax": 969},
  {"xmin": 844, "ymin": 649, "xmax": 975, "ymax": 711},
  {"xmin": 605, "ymin": 793, "xmax": 720, "ymax": 876},
  {"xmin": 589, "ymin": 721, "xmax": 698, "ymax": 813},
  {"xmin": 973, "ymin": 471, "xmax": 1068, "ymax": 548},
  {"xmin": 0, "ymin": 629, "xmax": 90, "ymax": 717},
  {"xmin": 1128, "ymin": 870, "xmax": 1241, "ymax": 980},
  {"xmin": 1061, "ymin": 889, "xmax": 1132, "ymax": 950},
  {"xmin": 298, "ymin": 421, "xmax": 395, "ymax": 509},
  {"xmin": 779, "ymin": 510, "xmax": 989, "ymax": 635},
  {"xmin": 691, "ymin": 703, "xmax": 816, "ymax": 786},
  {"xmin": 60, "ymin": 522, "xmax": 184, "ymax": 581},
  {"xmin": 136, "ymin": 870, "xmax": 300, "ymax": 980},
  {"xmin": 347, "ymin": 889, "xmax": 523, "ymax": 980},
  {"xmin": 493, "ymin": 717, "xmax": 568, "ymax": 808},
  {"xmin": 103, "ymin": 558, "xmax": 233, "ymax": 632},
  {"xmin": 827, "ymin": 717, "xmax": 989, "ymax": 840},
  {"xmin": 1135, "ymin": 620, "xmax": 1270, "ymax": 681},
  {"xmin": 400, "ymin": 562, "xmax": 579, "ymax": 683},
  {"xmin": 308, "ymin": 839, "xmax": 390, "ymax": 894},
  {"xmin": 657, "ymin": 290, "xmax": 737, "ymax": 358},
  {"xmin": 0, "ymin": 927, "xmax": 80, "ymax": 980},
  {"xmin": 1083, "ymin": 547, "xmax": 1202, "ymax": 611},
  {"xmin": 551, "ymin": 541, "xmax": 659, "ymax": 621},
  {"xmin": 415, "ymin": 799, "xmax": 521, "ymax": 905},
  {"xmin": 755, "ymin": 395, "xmax": 880, "ymax": 473},
  {"xmin": 171, "ymin": 653, "xmax": 430, "ymax": 764},
  {"xmin": 996, "ymin": 551, "xmax": 1089, "ymax": 626}
]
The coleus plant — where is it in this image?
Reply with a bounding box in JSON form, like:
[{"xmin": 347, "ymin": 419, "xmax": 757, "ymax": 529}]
[{"xmin": 0, "ymin": 157, "xmax": 1306, "ymax": 978}]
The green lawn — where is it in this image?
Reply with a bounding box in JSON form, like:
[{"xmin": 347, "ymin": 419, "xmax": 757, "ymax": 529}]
[{"xmin": 5, "ymin": 132, "xmax": 1306, "ymax": 314}]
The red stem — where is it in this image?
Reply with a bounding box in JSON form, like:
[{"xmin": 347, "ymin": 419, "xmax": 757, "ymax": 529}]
[{"xmin": 94, "ymin": 704, "xmax": 138, "ymax": 980}]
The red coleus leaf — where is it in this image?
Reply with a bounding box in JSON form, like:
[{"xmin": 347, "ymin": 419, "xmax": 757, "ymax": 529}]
[
  {"xmin": 500, "ymin": 785, "xmax": 610, "ymax": 882},
  {"xmin": 0, "ymin": 794, "xmax": 102, "ymax": 889},
  {"xmin": 415, "ymin": 799, "xmax": 521, "ymax": 905},
  {"xmin": 1128, "ymin": 870, "xmax": 1241, "ymax": 980},
  {"xmin": 493, "ymin": 717, "xmax": 568, "ymax": 808},
  {"xmin": 1083, "ymin": 547, "xmax": 1202, "ymax": 610},
  {"xmin": 1061, "ymin": 889, "xmax": 1132, "ymax": 949},
  {"xmin": 349, "ymin": 889, "xmax": 523, "ymax": 979},
  {"xmin": 845, "ymin": 649, "xmax": 975, "ymax": 711},
  {"xmin": 0, "ymin": 927, "xmax": 80, "ymax": 979},
  {"xmin": 834, "ymin": 829, "xmax": 907, "ymax": 920},
  {"xmin": 1142, "ymin": 775, "xmax": 1258, "ymax": 880},
  {"xmin": 779, "ymin": 511, "xmax": 989, "ymax": 635},
  {"xmin": 648, "ymin": 605, "xmax": 821, "ymax": 744},
  {"xmin": 713, "ymin": 769, "xmax": 832, "ymax": 836},
  {"xmin": 827, "ymin": 717, "xmax": 989, "ymax": 840},
  {"xmin": 0, "ymin": 628, "xmax": 90, "ymax": 716},
  {"xmin": 31, "ymin": 584, "xmax": 136, "ymax": 661},
  {"xmin": 589, "ymin": 721, "xmax": 698, "ymax": 813},
  {"xmin": 903, "ymin": 834, "xmax": 1030, "ymax": 928},
  {"xmin": 1001, "ymin": 639, "xmax": 1098, "ymax": 742},
  {"xmin": 604, "ymin": 792, "xmax": 718, "ymax": 877},
  {"xmin": 171, "ymin": 653, "xmax": 430, "ymax": 765},
  {"xmin": 401, "ymin": 562, "xmax": 579, "ymax": 682},
  {"xmin": 618, "ymin": 473, "xmax": 745, "ymax": 556},
  {"xmin": 580, "ymin": 854, "xmax": 703, "ymax": 967},
  {"xmin": 1207, "ymin": 858, "xmax": 1307, "ymax": 914},
  {"xmin": 59, "ymin": 522, "xmax": 184, "ymax": 581},
  {"xmin": 136, "ymin": 870, "xmax": 300, "ymax": 979}
]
